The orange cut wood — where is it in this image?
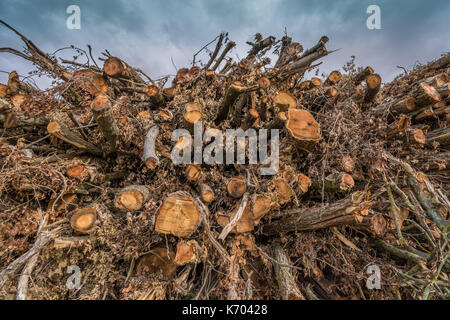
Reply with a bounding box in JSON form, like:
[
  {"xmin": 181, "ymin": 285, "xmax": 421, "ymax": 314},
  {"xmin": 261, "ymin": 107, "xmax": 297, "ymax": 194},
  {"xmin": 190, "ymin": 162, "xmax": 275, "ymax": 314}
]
[
  {"xmin": 274, "ymin": 91, "xmax": 297, "ymax": 111},
  {"xmin": 70, "ymin": 208, "xmax": 97, "ymax": 234},
  {"xmin": 227, "ymin": 176, "xmax": 247, "ymax": 198},
  {"xmin": 285, "ymin": 109, "xmax": 321, "ymax": 150},
  {"xmin": 114, "ymin": 185, "xmax": 150, "ymax": 211},
  {"xmin": 155, "ymin": 192, "xmax": 200, "ymax": 237}
]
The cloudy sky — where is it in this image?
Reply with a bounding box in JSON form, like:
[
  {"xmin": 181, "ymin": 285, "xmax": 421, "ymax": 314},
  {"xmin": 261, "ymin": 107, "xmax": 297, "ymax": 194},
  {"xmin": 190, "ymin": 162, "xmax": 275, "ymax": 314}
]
[{"xmin": 1, "ymin": 0, "xmax": 449, "ymax": 88}]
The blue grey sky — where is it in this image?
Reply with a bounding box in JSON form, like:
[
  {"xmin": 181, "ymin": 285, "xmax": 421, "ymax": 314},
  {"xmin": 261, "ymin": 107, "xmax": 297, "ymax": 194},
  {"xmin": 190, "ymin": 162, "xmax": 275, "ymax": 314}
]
[{"xmin": 1, "ymin": 0, "xmax": 449, "ymax": 88}]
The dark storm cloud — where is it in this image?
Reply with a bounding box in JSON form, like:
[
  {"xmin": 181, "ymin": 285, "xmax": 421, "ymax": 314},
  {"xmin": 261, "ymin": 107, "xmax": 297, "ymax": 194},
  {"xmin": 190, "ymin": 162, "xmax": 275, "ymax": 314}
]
[{"xmin": 0, "ymin": 0, "xmax": 449, "ymax": 86}]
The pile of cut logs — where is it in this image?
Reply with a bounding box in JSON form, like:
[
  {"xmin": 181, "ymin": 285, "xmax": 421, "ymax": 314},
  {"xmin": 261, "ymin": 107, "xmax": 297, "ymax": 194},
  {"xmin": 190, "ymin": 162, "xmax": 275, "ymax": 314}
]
[{"xmin": 0, "ymin": 21, "xmax": 448, "ymax": 300}]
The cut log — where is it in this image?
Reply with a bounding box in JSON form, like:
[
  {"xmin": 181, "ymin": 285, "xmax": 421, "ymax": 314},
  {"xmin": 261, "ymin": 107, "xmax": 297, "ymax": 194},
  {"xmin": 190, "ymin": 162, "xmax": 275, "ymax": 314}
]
[
  {"xmin": 162, "ymin": 87, "xmax": 176, "ymax": 100},
  {"xmin": 407, "ymin": 128, "xmax": 427, "ymax": 145},
  {"xmin": 436, "ymin": 83, "xmax": 450, "ymax": 99},
  {"xmin": 267, "ymin": 111, "xmax": 287, "ymax": 130},
  {"xmin": 273, "ymin": 177, "xmax": 293, "ymax": 204},
  {"xmin": 412, "ymin": 82, "xmax": 441, "ymax": 107},
  {"xmin": 325, "ymin": 172, "xmax": 355, "ymax": 192},
  {"xmin": 272, "ymin": 244, "xmax": 305, "ymax": 300},
  {"xmin": 91, "ymin": 95, "xmax": 120, "ymax": 152},
  {"xmin": 137, "ymin": 247, "xmax": 176, "ymax": 278},
  {"xmin": 143, "ymin": 85, "xmax": 164, "ymax": 105},
  {"xmin": 184, "ymin": 102, "xmax": 203, "ymax": 129},
  {"xmin": 427, "ymin": 127, "xmax": 449, "ymax": 146},
  {"xmin": 386, "ymin": 114, "xmax": 411, "ymax": 138},
  {"xmin": 215, "ymin": 82, "xmax": 255, "ymax": 124},
  {"xmin": 47, "ymin": 193, "xmax": 77, "ymax": 212},
  {"xmin": 310, "ymin": 77, "xmax": 322, "ymax": 88},
  {"xmin": 227, "ymin": 176, "xmax": 247, "ymax": 198},
  {"xmin": 364, "ymin": 73, "xmax": 381, "ymax": 103},
  {"xmin": 174, "ymin": 240, "xmax": 201, "ymax": 266},
  {"xmin": 217, "ymin": 200, "xmax": 254, "ymax": 234},
  {"xmin": 73, "ymin": 69, "xmax": 108, "ymax": 96},
  {"xmin": 70, "ymin": 207, "xmax": 97, "ymax": 234},
  {"xmin": 263, "ymin": 191, "xmax": 370, "ymax": 234},
  {"xmin": 47, "ymin": 121, "xmax": 102, "ymax": 156},
  {"xmin": 298, "ymin": 81, "xmax": 311, "ymax": 91},
  {"xmin": 414, "ymin": 104, "xmax": 449, "ymax": 121},
  {"xmin": 420, "ymin": 73, "xmax": 450, "ymax": 87},
  {"xmin": 325, "ymin": 86, "xmax": 339, "ymax": 98},
  {"xmin": 198, "ymin": 182, "xmax": 214, "ymax": 203},
  {"xmin": 274, "ymin": 91, "xmax": 297, "ymax": 112},
  {"xmin": 354, "ymin": 66, "xmax": 374, "ymax": 85},
  {"xmin": 155, "ymin": 192, "xmax": 200, "ymax": 237},
  {"xmin": 285, "ymin": 108, "xmax": 321, "ymax": 151},
  {"xmin": 103, "ymin": 56, "xmax": 143, "ymax": 83},
  {"xmin": 142, "ymin": 125, "xmax": 160, "ymax": 169},
  {"xmin": 114, "ymin": 185, "xmax": 150, "ymax": 211},
  {"xmin": 185, "ymin": 164, "xmax": 202, "ymax": 182},
  {"xmin": 243, "ymin": 108, "xmax": 260, "ymax": 129},
  {"xmin": 378, "ymin": 96, "xmax": 417, "ymax": 115},
  {"xmin": 355, "ymin": 214, "xmax": 387, "ymax": 236},
  {"xmin": 174, "ymin": 68, "xmax": 189, "ymax": 85},
  {"xmin": 325, "ymin": 70, "xmax": 342, "ymax": 85},
  {"xmin": 103, "ymin": 57, "xmax": 128, "ymax": 77}
]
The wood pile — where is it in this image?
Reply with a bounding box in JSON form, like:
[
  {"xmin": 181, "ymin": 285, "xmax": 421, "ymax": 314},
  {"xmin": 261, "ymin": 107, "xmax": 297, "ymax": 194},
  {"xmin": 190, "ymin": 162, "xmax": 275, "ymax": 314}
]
[{"xmin": 0, "ymin": 21, "xmax": 449, "ymax": 300}]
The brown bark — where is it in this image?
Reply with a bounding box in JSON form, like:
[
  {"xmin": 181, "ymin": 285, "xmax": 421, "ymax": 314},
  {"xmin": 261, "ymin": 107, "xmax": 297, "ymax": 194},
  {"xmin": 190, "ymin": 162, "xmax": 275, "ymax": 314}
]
[
  {"xmin": 263, "ymin": 191, "xmax": 369, "ymax": 235},
  {"xmin": 364, "ymin": 73, "xmax": 382, "ymax": 103},
  {"xmin": 412, "ymin": 82, "xmax": 441, "ymax": 107},
  {"xmin": 427, "ymin": 127, "xmax": 449, "ymax": 147},
  {"xmin": 47, "ymin": 121, "xmax": 102, "ymax": 156},
  {"xmin": 272, "ymin": 244, "xmax": 305, "ymax": 300},
  {"xmin": 211, "ymin": 41, "xmax": 236, "ymax": 71},
  {"xmin": 215, "ymin": 82, "xmax": 256, "ymax": 124},
  {"xmin": 142, "ymin": 125, "xmax": 160, "ymax": 169},
  {"xmin": 91, "ymin": 94, "xmax": 120, "ymax": 152}
]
